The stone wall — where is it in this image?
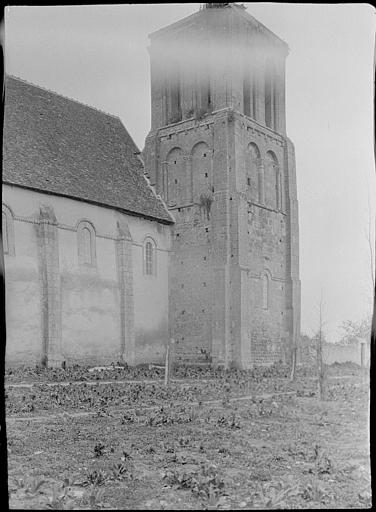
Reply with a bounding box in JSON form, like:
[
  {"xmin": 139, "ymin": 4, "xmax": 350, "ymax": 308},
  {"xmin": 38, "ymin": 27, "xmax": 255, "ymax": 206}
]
[
  {"xmin": 145, "ymin": 115, "xmax": 224, "ymax": 363},
  {"xmin": 3, "ymin": 184, "xmax": 171, "ymax": 367},
  {"xmin": 145, "ymin": 5, "xmax": 300, "ymax": 368},
  {"xmin": 235, "ymin": 113, "xmax": 293, "ymax": 366},
  {"xmin": 144, "ymin": 107, "xmax": 299, "ymax": 368},
  {"xmin": 297, "ymin": 338, "xmax": 370, "ymax": 367},
  {"xmin": 323, "ymin": 343, "xmax": 370, "ymax": 366}
]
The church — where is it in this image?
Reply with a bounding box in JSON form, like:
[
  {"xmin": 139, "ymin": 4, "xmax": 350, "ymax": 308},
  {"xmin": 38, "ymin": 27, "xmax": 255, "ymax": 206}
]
[{"xmin": 2, "ymin": 3, "xmax": 300, "ymax": 369}]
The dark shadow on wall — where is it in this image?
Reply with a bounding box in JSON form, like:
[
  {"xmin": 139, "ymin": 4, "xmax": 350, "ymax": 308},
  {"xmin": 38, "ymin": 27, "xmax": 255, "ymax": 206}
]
[{"xmin": 134, "ymin": 320, "xmax": 169, "ymax": 365}]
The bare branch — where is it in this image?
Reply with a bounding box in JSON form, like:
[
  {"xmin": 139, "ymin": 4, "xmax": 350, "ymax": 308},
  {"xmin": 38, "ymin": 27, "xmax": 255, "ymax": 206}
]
[
  {"xmin": 366, "ymin": 192, "xmax": 375, "ymax": 293},
  {"xmin": 316, "ymin": 289, "xmax": 327, "ymax": 400}
]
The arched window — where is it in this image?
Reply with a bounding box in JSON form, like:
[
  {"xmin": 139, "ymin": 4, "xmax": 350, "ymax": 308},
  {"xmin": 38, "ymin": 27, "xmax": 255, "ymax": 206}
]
[
  {"xmin": 192, "ymin": 141, "xmax": 212, "ymax": 202},
  {"xmin": 165, "ymin": 64, "xmax": 182, "ymax": 124},
  {"xmin": 196, "ymin": 71, "xmax": 211, "ymax": 116},
  {"xmin": 243, "ymin": 63, "xmax": 257, "ymax": 120},
  {"xmin": 262, "ymin": 273, "xmax": 269, "ymax": 310},
  {"xmin": 275, "ymin": 169, "xmax": 282, "ymax": 210},
  {"xmin": 264, "ymin": 59, "xmax": 275, "ymax": 129},
  {"xmin": 2, "ymin": 204, "xmax": 15, "ymax": 256},
  {"xmin": 143, "ymin": 237, "xmax": 156, "ymax": 276},
  {"xmin": 145, "ymin": 241, "xmax": 153, "ymax": 275},
  {"xmin": 82, "ymin": 228, "xmax": 91, "ymax": 262},
  {"xmin": 264, "ymin": 151, "xmax": 280, "ymax": 210},
  {"xmin": 243, "ymin": 68, "xmax": 251, "ymax": 117},
  {"xmin": 252, "ymin": 73, "xmax": 257, "ymax": 121},
  {"xmin": 2, "ymin": 212, "xmax": 8, "ymax": 254},
  {"xmin": 77, "ymin": 221, "xmax": 96, "ymax": 266},
  {"xmin": 166, "ymin": 147, "xmax": 184, "ymax": 207},
  {"xmin": 246, "ymin": 143, "xmax": 261, "ymax": 203}
]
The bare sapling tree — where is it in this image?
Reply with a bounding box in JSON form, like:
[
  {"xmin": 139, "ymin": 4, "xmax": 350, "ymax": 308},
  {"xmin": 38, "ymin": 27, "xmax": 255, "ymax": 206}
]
[
  {"xmin": 164, "ymin": 338, "xmax": 174, "ymax": 387},
  {"xmin": 363, "ymin": 193, "xmax": 375, "ymax": 373},
  {"xmin": 290, "ymin": 317, "xmax": 299, "ymax": 381},
  {"xmin": 365, "ymin": 193, "xmax": 375, "ymax": 294},
  {"xmin": 316, "ymin": 290, "xmax": 327, "ymax": 400}
]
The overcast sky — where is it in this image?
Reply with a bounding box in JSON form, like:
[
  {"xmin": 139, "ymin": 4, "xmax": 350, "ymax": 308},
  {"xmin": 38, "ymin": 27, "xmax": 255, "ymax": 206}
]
[{"xmin": 4, "ymin": 3, "xmax": 376, "ymax": 342}]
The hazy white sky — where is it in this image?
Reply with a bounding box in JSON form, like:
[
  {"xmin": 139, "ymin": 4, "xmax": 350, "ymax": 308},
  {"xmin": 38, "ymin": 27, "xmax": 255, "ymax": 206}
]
[{"xmin": 4, "ymin": 3, "xmax": 376, "ymax": 342}]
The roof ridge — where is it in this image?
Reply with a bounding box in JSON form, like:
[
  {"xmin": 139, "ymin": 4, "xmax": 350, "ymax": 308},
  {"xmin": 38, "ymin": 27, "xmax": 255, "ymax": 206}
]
[
  {"xmin": 235, "ymin": 6, "xmax": 289, "ymax": 49},
  {"xmin": 149, "ymin": 4, "xmax": 288, "ymax": 50},
  {"xmin": 6, "ymin": 74, "xmax": 122, "ymax": 122},
  {"xmin": 142, "ymin": 173, "xmax": 175, "ymax": 224},
  {"xmin": 149, "ymin": 9, "xmax": 200, "ymax": 39}
]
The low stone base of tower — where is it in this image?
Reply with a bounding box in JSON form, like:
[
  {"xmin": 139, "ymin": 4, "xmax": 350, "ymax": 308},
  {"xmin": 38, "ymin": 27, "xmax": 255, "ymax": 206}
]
[{"xmin": 46, "ymin": 355, "xmax": 65, "ymax": 369}]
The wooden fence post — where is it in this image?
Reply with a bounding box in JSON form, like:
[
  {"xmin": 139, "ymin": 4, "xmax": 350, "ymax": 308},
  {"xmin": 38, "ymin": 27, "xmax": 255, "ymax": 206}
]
[
  {"xmin": 290, "ymin": 347, "xmax": 297, "ymax": 382},
  {"xmin": 317, "ymin": 334, "xmax": 326, "ymax": 400},
  {"xmin": 290, "ymin": 317, "xmax": 298, "ymax": 381},
  {"xmin": 164, "ymin": 338, "xmax": 174, "ymax": 387}
]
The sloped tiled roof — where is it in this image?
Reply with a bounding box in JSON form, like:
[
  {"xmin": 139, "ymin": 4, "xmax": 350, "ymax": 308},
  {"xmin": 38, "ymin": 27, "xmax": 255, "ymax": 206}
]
[
  {"xmin": 3, "ymin": 76, "xmax": 173, "ymax": 224},
  {"xmin": 150, "ymin": 3, "xmax": 288, "ymax": 51}
]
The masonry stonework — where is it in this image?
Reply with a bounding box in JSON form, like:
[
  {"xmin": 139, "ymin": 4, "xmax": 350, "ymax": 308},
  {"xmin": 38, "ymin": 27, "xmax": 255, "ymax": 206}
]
[{"xmin": 144, "ymin": 3, "xmax": 301, "ymax": 368}]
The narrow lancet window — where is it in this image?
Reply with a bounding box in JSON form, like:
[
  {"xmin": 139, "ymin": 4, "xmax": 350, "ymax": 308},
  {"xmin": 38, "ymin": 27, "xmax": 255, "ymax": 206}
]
[
  {"xmin": 77, "ymin": 221, "xmax": 96, "ymax": 266},
  {"xmin": 166, "ymin": 65, "xmax": 182, "ymax": 124},
  {"xmin": 2, "ymin": 204, "xmax": 15, "ymax": 256},
  {"xmin": 144, "ymin": 237, "xmax": 157, "ymax": 276},
  {"xmin": 265, "ymin": 151, "xmax": 280, "ymax": 210},
  {"xmin": 197, "ymin": 72, "xmax": 211, "ymax": 115},
  {"xmin": 243, "ymin": 71, "xmax": 251, "ymax": 117},
  {"xmin": 145, "ymin": 241, "xmax": 153, "ymax": 275},
  {"xmin": 2, "ymin": 212, "xmax": 8, "ymax": 254},
  {"xmin": 264, "ymin": 59, "xmax": 275, "ymax": 129}
]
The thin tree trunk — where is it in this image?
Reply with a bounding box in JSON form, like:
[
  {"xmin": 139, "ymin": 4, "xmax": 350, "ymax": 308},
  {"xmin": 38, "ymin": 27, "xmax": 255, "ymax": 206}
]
[
  {"xmin": 164, "ymin": 340, "xmax": 170, "ymax": 387},
  {"xmin": 290, "ymin": 347, "xmax": 296, "ymax": 381},
  {"xmin": 290, "ymin": 317, "xmax": 298, "ymax": 381},
  {"xmin": 317, "ymin": 293, "xmax": 326, "ymax": 400},
  {"xmin": 317, "ymin": 333, "xmax": 325, "ymax": 400},
  {"xmin": 164, "ymin": 338, "xmax": 174, "ymax": 387}
]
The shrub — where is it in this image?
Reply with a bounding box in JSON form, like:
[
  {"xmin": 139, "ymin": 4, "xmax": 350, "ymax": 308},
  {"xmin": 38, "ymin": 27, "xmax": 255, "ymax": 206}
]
[{"xmin": 163, "ymin": 463, "xmax": 226, "ymax": 500}]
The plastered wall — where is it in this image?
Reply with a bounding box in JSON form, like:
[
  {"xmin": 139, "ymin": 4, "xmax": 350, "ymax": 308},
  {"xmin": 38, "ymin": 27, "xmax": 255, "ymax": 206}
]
[{"xmin": 3, "ymin": 184, "xmax": 171, "ymax": 367}]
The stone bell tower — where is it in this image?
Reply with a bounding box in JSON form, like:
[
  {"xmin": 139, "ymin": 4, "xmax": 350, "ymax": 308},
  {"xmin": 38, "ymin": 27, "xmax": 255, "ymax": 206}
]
[{"xmin": 143, "ymin": 3, "xmax": 300, "ymax": 368}]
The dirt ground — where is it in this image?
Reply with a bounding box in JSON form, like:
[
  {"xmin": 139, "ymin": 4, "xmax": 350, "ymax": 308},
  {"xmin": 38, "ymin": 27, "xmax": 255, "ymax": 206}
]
[{"xmin": 5, "ymin": 363, "xmax": 371, "ymax": 509}]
